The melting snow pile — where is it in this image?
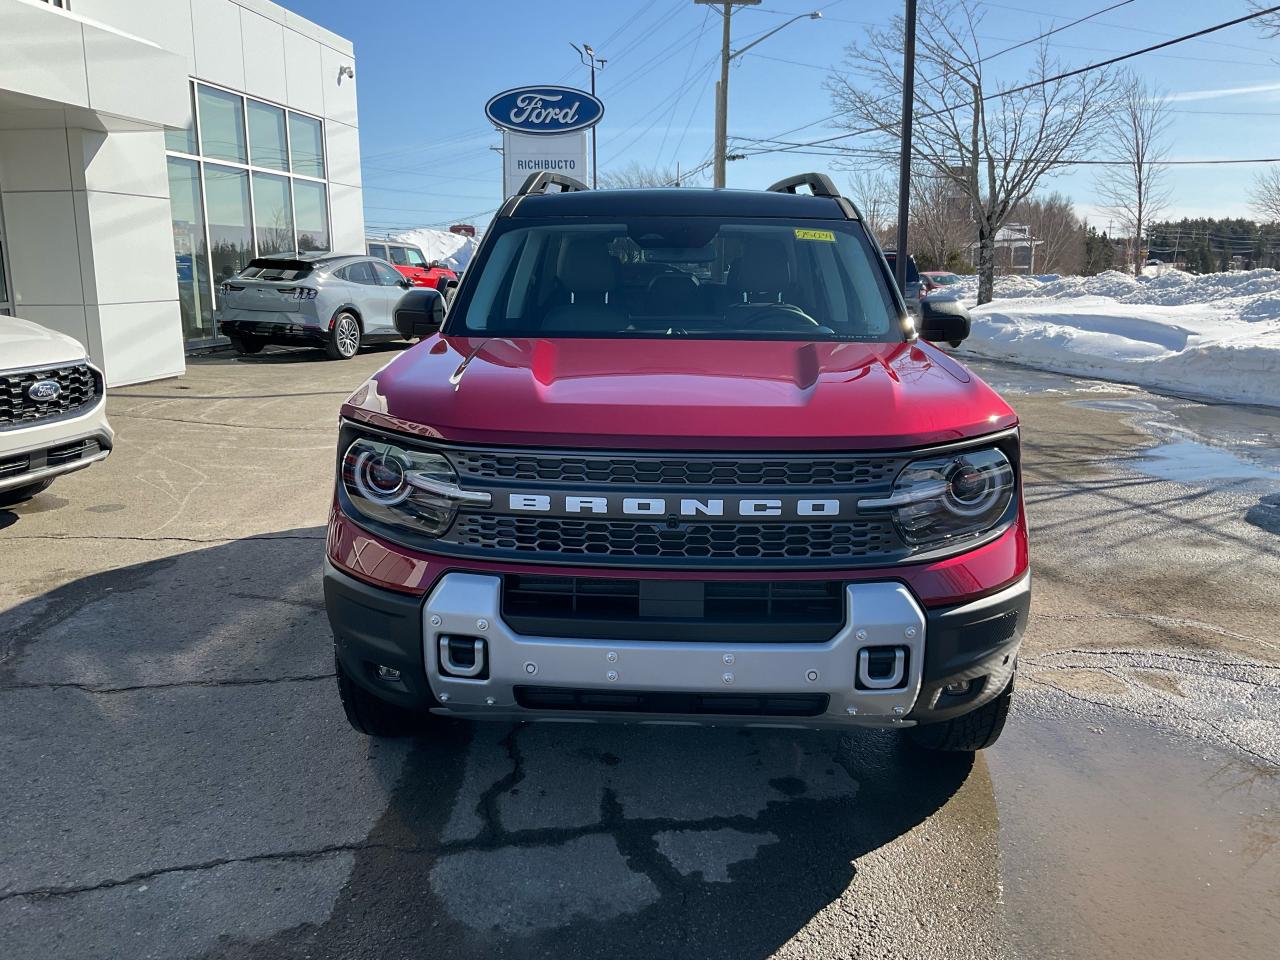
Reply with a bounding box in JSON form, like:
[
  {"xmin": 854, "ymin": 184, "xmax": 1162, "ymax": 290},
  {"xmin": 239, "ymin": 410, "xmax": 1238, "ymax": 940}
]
[
  {"xmin": 391, "ymin": 227, "xmax": 480, "ymax": 273},
  {"xmin": 945, "ymin": 269, "xmax": 1280, "ymax": 407}
]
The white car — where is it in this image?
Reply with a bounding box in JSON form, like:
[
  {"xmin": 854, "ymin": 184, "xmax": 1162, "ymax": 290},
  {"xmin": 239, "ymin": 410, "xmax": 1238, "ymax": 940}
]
[{"xmin": 0, "ymin": 316, "xmax": 113, "ymax": 506}]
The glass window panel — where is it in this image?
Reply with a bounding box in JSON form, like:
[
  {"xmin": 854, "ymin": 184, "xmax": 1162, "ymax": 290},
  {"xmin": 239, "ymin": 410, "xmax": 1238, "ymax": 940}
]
[
  {"xmin": 372, "ymin": 260, "xmax": 403, "ymax": 286},
  {"xmin": 288, "ymin": 113, "xmax": 325, "ymax": 177},
  {"xmin": 252, "ymin": 172, "xmax": 295, "ymax": 256},
  {"xmin": 204, "ymin": 164, "xmax": 253, "ymax": 286},
  {"xmin": 367, "ymin": 242, "xmax": 388, "ymax": 259},
  {"xmin": 293, "ymin": 179, "xmax": 329, "ymax": 253},
  {"xmin": 166, "ymin": 158, "xmax": 214, "ymax": 340},
  {"xmin": 197, "ymin": 85, "xmax": 246, "ymax": 163},
  {"xmin": 246, "ymin": 100, "xmax": 288, "ymax": 171},
  {"xmin": 165, "ymin": 83, "xmax": 198, "ymax": 154}
]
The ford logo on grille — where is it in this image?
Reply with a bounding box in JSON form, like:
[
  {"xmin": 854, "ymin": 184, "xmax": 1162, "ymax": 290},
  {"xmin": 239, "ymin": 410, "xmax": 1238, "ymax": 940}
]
[
  {"xmin": 27, "ymin": 379, "xmax": 62, "ymax": 402},
  {"xmin": 484, "ymin": 85, "xmax": 604, "ymax": 135}
]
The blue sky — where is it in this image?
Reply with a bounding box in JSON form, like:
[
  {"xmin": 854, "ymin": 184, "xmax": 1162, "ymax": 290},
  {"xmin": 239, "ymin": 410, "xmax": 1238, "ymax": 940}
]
[{"xmin": 282, "ymin": 0, "xmax": 1280, "ymax": 234}]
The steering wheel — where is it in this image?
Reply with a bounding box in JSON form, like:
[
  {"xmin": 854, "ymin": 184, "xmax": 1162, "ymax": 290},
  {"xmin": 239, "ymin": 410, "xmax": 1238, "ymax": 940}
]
[{"xmin": 730, "ymin": 303, "xmax": 823, "ymax": 331}]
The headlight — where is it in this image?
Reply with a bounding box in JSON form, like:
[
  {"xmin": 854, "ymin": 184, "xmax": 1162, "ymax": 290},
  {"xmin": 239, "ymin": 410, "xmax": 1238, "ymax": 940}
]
[
  {"xmin": 341, "ymin": 436, "xmax": 472, "ymax": 537},
  {"xmin": 864, "ymin": 446, "xmax": 1016, "ymax": 548}
]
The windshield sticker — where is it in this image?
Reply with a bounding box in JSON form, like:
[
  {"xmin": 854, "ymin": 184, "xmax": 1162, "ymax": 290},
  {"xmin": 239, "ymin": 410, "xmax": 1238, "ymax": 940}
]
[{"xmin": 795, "ymin": 228, "xmax": 836, "ymax": 242}]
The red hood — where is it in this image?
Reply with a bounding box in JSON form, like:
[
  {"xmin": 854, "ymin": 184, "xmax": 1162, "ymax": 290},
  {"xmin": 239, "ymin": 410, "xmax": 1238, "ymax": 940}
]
[{"xmin": 343, "ymin": 336, "xmax": 1017, "ymax": 451}]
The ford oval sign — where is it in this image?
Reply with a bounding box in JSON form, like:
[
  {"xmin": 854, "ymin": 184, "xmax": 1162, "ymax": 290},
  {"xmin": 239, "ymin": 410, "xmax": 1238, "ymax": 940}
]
[
  {"xmin": 27, "ymin": 379, "xmax": 62, "ymax": 402},
  {"xmin": 485, "ymin": 86, "xmax": 604, "ymax": 136}
]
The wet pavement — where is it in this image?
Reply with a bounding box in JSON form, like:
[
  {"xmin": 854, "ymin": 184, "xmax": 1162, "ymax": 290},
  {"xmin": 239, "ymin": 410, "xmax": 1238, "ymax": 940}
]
[{"xmin": 0, "ymin": 346, "xmax": 1277, "ymax": 959}]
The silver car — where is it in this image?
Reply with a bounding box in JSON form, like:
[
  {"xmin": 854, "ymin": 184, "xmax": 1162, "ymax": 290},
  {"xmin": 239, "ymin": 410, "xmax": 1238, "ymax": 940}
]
[{"xmin": 216, "ymin": 253, "xmax": 414, "ymax": 360}]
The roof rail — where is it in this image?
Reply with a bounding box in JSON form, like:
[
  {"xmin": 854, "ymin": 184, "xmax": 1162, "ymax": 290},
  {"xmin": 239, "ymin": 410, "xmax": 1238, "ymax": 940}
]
[
  {"xmin": 766, "ymin": 173, "xmax": 841, "ymax": 199},
  {"xmin": 516, "ymin": 172, "xmax": 590, "ymax": 196}
]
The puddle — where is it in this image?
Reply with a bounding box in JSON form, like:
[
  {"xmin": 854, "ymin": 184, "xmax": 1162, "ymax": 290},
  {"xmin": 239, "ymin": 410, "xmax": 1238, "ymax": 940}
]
[
  {"xmin": 1133, "ymin": 439, "xmax": 1280, "ymax": 488},
  {"xmin": 990, "ymin": 709, "xmax": 1280, "ymax": 959}
]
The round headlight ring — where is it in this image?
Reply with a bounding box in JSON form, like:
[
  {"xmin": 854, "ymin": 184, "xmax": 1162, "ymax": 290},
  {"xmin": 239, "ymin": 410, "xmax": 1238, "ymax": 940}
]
[{"xmin": 352, "ymin": 449, "xmax": 411, "ymax": 506}]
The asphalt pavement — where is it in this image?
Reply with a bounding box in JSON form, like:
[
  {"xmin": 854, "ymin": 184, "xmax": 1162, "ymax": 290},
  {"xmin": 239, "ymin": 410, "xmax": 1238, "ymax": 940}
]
[{"xmin": 1, "ymin": 344, "xmax": 1276, "ymax": 960}]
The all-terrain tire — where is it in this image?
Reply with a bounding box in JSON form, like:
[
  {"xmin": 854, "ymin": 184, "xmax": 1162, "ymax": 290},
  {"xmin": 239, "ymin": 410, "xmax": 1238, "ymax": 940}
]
[
  {"xmin": 0, "ymin": 478, "xmax": 54, "ymax": 507},
  {"xmin": 326, "ymin": 312, "xmax": 362, "ymax": 360},
  {"xmin": 334, "ymin": 655, "xmax": 421, "ymax": 737},
  {"xmin": 908, "ymin": 677, "xmax": 1014, "ymax": 752},
  {"xmin": 228, "ymin": 335, "xmax": 264, "ymax": 355}
]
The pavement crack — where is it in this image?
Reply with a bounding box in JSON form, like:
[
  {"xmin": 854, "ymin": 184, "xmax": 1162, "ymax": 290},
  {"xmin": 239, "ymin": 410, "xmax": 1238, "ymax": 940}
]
[
  {"xmin": 228, "ymin": 592, "xmax": 327, "ymax": 611},
  {"xmin": 0, "ymin": 841, "xmax": 421, "ymax": 903},
  {"xmin": 1, "ymin": 674, "xmax": 334, "ymax": 695},
  {"xmin": 111, "ymin": 412, "xmax": 331, "ymax": 432},
  {"xmin": 471, "ymin": 725, "xmax": 528, "ymax": 844}
]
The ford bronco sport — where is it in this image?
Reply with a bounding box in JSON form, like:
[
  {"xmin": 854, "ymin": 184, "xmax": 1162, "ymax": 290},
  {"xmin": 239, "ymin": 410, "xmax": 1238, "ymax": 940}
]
[{"xmin": 325, "ymin": 172, "xmax": 1029, "ymax": 753}]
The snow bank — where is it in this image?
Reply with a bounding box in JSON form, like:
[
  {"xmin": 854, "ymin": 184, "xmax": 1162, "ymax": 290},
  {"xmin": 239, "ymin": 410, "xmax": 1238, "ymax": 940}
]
[
  {"xmin": 950, "ymin": 268, "xmax": 1280, "ymax": 407},
  {"xmin": 391, "ymin": 227, "xmax": 480, "ymax": 272}
]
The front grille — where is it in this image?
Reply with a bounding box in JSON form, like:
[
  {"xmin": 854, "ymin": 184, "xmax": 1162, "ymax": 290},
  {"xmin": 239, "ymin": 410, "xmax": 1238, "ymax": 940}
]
[
  {"xmin": 502, "ymin": 575, "xmax": 845, "ymax": 642},
  {"xmin": 442, "ymin": 515, "xmax": 898, "ymax": 567},
  {"xmin": 449, "ymin": 449, "xmax": 900, "ymax": 487},
  {"xmin": 0, "ymin": 364, "xmax": 99, "ymax": 428},
  {"xmin": 514, "ymin": 686, "xmax": 830, "ymax": 717}
]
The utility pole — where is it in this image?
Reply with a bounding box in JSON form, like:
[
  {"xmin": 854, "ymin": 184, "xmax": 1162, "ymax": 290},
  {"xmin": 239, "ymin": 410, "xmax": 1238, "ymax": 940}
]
[
  {"xmin": 697, "ymin": 2, "xmax": 820, "ymax": 187},
  {"xmin": 571, "ymin": 43, "xmax": 607, "ymax": 187},
  {"xmin": 893, "ymin": 0, "xmax": 918, "ymax": 294}
]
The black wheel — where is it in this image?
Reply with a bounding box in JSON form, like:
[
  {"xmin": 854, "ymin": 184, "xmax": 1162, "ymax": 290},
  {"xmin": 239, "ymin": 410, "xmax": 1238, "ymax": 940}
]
[
  {"xmin": 326, "ymin": 312, "xmax": 362, "ymax": 360},
  {"xmin": 908, "ymin": 676, "xmax": 1014, "ymax": 752},
  {"xmin": 334, "ymin": 655, "xmax": 422, "ymax": 737},
  {"xmin": 228, "ymin": 334, "xmax": 264, "ymax": 355},
  {"xmin": 0, "ymin": 478, "xmax": 54, "ymax": 508}
]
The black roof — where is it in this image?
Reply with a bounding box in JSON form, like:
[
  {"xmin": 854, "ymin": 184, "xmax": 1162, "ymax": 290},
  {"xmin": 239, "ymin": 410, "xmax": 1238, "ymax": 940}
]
[{"xmin": 510, "ymin": 187, "xmax": 847, "ymax": 220}]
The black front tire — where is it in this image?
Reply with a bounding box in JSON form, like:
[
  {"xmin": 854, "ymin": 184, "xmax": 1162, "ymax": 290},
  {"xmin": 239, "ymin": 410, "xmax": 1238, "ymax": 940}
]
[
  {"xmin": 334, "ymin": 655, "xmax": 422, "ymax": 737},
  {"xmin": 908, "ymin": 677, "xmax": 1013, "ymax": 752},
  {"xmin": 0, "ymin": 478, "xmax": 54, "ymax": 507},
  {"xmin": 228, "ymin": 334, "xmax": 264, "ymax": 355}
]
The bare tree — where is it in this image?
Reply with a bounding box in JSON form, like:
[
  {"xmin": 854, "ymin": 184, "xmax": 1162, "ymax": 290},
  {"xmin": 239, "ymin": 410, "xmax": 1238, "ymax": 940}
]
[
  {"xmin": 1094, "ymin": 73, "xmax": 1171, "ymax": 275},
  {"xmin": 826, "ymin": 0, "xmax": 1118, "ymax": 303},
  {"xmin": 847, "ymin": 166, "xmax": 897, "ymax": 243},
  {"xmin": 910, "ymin": 168, "xmax": 970, "ymax": 269},
  {"xmin": 597, "ymin": 161, "xmax": 701, "ymax": 189},
  {"xmin": 1010, "ymin": 193, "xmax": 1083, "ymax": 274},
  {"xmin": 1251, "ymin": 165, "xmax": 1280, "ymax": 222}
]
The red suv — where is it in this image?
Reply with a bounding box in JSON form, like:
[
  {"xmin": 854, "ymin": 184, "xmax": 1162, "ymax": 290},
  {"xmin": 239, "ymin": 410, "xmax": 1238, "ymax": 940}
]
[
  {"xmin": 366, "ymin": 239, "xmax": 457, "ymax": 292},
  {"xmin": 329, "ymin": 173, "xmax": 1025, "ymax": 754}
]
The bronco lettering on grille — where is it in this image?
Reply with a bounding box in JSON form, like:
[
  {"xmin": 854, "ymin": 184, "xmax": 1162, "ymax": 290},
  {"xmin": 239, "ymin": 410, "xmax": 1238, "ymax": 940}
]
[{"xmin": 507, "ymin": 493, "xmax": 846, "ymax": 519}]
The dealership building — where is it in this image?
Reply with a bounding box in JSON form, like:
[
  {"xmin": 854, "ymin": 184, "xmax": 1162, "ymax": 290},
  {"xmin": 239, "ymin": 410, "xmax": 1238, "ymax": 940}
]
[{"xmin": 0, "ymin": 0, "xmax": 364, "ymax": 384}]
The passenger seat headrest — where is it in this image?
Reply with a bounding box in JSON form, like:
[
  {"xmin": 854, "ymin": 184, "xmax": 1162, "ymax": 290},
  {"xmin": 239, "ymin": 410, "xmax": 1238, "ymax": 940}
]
[{"xmin": 556, "ymin": 237, "xmax": 619, "ymax": 294}]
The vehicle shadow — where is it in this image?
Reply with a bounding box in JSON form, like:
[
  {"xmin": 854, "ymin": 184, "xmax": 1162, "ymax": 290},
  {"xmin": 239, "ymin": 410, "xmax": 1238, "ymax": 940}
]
[
  {"xmin": 191, "ymin": 343, "xmax": 408, "ymax": 365},
  {"xmin": 241, "ymin": 722, "xmax": 986, "ymax": 960},
  {"xmin": 0, "ymin": 532, "xmax": 992, "ymax": 960}
]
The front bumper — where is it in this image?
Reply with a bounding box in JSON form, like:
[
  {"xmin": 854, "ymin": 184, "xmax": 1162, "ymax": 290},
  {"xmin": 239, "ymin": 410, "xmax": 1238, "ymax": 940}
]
[
  {"xmin": 0, "ymin": 395, "xmax": 113, "ymax": 493},
  {"xmin": 325, "ymin": 561, "xmax": 1029, "ymax": 729}
]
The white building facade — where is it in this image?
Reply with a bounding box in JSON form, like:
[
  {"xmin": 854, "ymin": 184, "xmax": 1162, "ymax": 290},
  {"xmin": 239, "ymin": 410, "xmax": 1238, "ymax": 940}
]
[{"xmin": 0, "ymin": 0, "xmax": 364, "ymax": 384}]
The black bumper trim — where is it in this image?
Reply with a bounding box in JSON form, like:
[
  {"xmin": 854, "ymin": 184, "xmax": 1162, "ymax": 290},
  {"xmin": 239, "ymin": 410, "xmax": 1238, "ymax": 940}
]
[
  {"xmin": 910, "ymin": 573, "xmax": 1030, "ymax": 724},
  {"xmin": 324, "ymin": 560, "xmax": 438, "ymax": 711}
]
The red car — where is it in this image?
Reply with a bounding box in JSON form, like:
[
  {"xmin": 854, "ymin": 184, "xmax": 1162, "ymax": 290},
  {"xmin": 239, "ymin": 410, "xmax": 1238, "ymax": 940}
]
[
  {"xmin": 366, "ymin": 239, "xmax": 457, "ymax": 292},
  {"xmin": 328, "ymin": 173, "xmax": 1025, "ymax": 755}
]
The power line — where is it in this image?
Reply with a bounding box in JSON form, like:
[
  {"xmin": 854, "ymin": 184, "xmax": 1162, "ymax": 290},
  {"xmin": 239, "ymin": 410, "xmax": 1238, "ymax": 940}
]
[
  {"xmin": 734, "ymin": 140, "xmax": 1280, "ymax": 166},
  {"xmin": 738, "ymin": 5, "xmax": 1280, "ymax": 159},
  {"xmin": 733, "ymin": 0, "xmax": 1144, "ymax": 159}
]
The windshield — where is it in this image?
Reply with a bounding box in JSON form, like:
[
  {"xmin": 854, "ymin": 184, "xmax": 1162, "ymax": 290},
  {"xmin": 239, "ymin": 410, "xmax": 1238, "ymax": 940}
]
[{"xmin": 444, "ymin": 217, "xmax": 902, "ymax": 342}]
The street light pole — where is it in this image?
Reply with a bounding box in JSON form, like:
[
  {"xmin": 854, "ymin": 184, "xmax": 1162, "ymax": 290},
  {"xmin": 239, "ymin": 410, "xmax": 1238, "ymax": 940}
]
[
  {"xmin": 699, "ymin": 2, "xmax": 820, "ymax": 188},
  {"xmin": 571, "ymin": 43, "xmax": 607, "ymax": 188},
  {"xmin": 894, "ymin": 0, "xmax": 918, "ymax": 294}
]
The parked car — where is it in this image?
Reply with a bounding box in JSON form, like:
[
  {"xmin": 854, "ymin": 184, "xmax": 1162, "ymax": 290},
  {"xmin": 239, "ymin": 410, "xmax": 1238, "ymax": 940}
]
[
  {"xmin": 366, "ymin": 239, "xmax": 457, "ymax": 292},
  {"xmin": 883, "ymin": 251, "xmax": 924, "ymax": 320},
  {"xmin": 217, "ymin": 254, "xmax": 415, "ymax": 360},
  {"xmin": 325, "ymin": 172, "xmax": 1027, "ymax": 755},
  {"xmin": 0, "ymin": 315, "xmax": 112, "ymax": 506},
  {"xmin": 922, "ymin": 270, "xmax": 962, "ymax": 293}
]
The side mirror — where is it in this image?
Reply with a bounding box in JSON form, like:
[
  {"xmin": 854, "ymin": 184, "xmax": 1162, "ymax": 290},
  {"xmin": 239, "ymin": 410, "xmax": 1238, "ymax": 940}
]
[
  {"xmin": 918, "ymin": 298, "xmax": 971, "ymax": 346},
  {"xmin": 398, "ymin": 277, "xmax": 414, "ymax": 289},
  {"xmin": 394, "ymin": 288, "xmax": 446, "ymax": 339}
]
